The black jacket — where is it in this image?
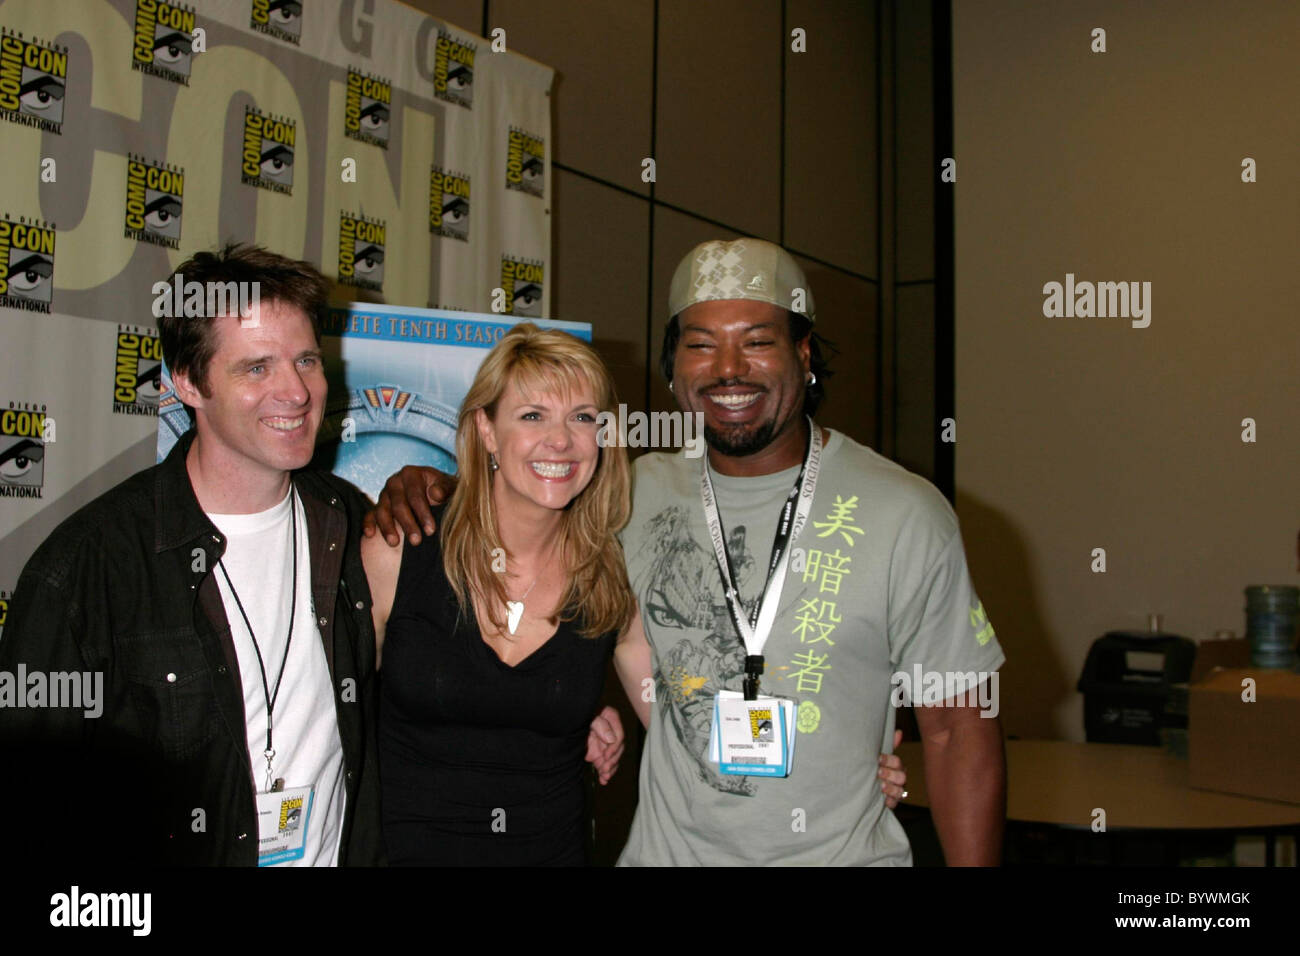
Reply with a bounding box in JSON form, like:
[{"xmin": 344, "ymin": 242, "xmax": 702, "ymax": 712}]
[{"xmin": 0, "ymin": 430, "xmax": 384, "ymax": 865}]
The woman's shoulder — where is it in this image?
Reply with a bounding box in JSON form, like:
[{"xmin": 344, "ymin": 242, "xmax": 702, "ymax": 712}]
[{"xmin": 363, "ymin": 503, "xmax": 451, "ymax": 591}]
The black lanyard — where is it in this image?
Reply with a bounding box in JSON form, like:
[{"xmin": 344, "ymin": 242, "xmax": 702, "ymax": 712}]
[
  {"xmin": 217, "ymin": 486, "xmax": 299, "ymax": 793},
  {"xmin": 700, "ymin": 420, "xmax": 822, "ymax": 699}
]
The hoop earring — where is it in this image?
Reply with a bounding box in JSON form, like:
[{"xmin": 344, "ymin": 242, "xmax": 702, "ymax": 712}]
[
  {"xmin": 489, "ymin": 452, "xmax": 499, "ymax": 471},
  {"xmin": 668, "ymin": 381, "xmax": 674, "ymax": 393},
  {"xmin": 806, "ymin": 371, "xmax": 817, "ymax": 386}
]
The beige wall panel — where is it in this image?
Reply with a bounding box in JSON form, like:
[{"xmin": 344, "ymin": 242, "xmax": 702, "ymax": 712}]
[
  {"xmin": 894, "ymin": 282, "xmax": 935, "ymax": 478},
  {"xmin": 795, "ymin": 255, "xmax": 879, "ymax": 449},
  {"xmin": 495, "ymin": 0, "xmax": 655, "ymax": 194},
  {"xmin": 656, "ymin": 0, "xmax": 782, "ymax": 240},
  {"xmin": 954, "ymin": 0, "xmax": 1300, "ymax": 741},
  {"xmin": 894, "ymin": 0, "xmax": 934, "ymax": 283},
  {"xmin": 785, "ymin": 0, "xmax": 877, "ymax": 276},
  {"xmin": 551, "ymin": 169, "xmax": 650, "ymax": 412}
]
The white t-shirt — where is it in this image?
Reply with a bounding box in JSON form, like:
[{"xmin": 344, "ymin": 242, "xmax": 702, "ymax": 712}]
[{"xmin": 209, "ymin": 489, "xmax": 347, "ymax": 867}]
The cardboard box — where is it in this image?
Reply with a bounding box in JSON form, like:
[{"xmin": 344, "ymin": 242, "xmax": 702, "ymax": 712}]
[
  {"xmin": 1189, "ymin": 667, "xmax": 1300, "ymax": 805},
  {"xmin": 1188, "ymin": 637, "xmax": 1251, "ymax": 684}
]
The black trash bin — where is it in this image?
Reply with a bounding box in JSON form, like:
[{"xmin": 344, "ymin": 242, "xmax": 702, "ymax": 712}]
[{"xmin": 1077, "ymin": 631, "xmax": 1196, "ymax": 746}]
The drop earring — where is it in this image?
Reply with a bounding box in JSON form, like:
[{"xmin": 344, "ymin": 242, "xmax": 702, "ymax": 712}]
[{"xmin": 489, "ymin": 452, "xmax": 499, "ymax": 471}]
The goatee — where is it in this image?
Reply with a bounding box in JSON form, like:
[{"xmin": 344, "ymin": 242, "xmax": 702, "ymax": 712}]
[{"xmin": 703, "ymin": 421, "xmax": 777, "ymax": 457}]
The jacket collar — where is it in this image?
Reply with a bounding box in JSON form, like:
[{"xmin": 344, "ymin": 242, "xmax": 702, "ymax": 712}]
[
  {"xmin": 153, "ymin": 428, "xmax": 347, "ymax": 553},
  {"xmin": 154, "ymin": 429, "xmax": 219, "ymax": 553}
]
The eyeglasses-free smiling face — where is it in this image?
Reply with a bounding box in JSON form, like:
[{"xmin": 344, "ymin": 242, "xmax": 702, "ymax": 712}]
[
  {"xmin": 671, "ymin": 299, "xmax": 811, "ymax": 466},
  {"xmin": 476, "ymin": 377, "xmax": 602, "ymax": 517},
  {"xmin": 173, "ymin": 299, "xmax": 326, "ymax": 490}
]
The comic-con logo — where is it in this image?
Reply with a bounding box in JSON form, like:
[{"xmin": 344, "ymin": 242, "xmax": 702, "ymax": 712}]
[
  {"xmin": 430, "ymin": 166, "xmax": 470, "ymax": 242},
  {"xmin": 241, "ymin": 107, "xmax": 295, "ymax": 194},
  {"xmin": 505, "ymin": 127, "xmax": 544, "ymax": 198},
  {"xmin": 0, "ymin": 29, "xmax": 68, "ymax": 134},
  {"xmin": 112, "ymin": 327, "xmax": 163, "ymax": 417},
  {"xmin": 0, "ymin": 588, "xmax": 10, "ymax": 633},
  {"xmin": 344, "ymin": 67, "xmax": 390, "ymax": 149},
  {"xmin": 500, "ymin": 255, "xmax": 543, "ymax": 317},
  {"xmin": 433, "ymin": 30, "xmax": 474, "ymax": 109},
  {"xmin": 0, "ymin": 215, "xmax": 55, "ymax": 314},
  {"xmin": 337, "ymin": 212, "xmax": 385, "ymax": 292},
  {"xmin": 0, "ymin": 402, "xmax": 49, "ymax": 499},
  {"xmin": 124, "ymin": 156, "xmax": 183, "ymax": 248},
  {"xmin": 131, "ymin": 0, "xmax": 196, "ymax": 85},
  {"xmin": 250, "ymin": 0, "xmax": 302, "ymax": 45}
]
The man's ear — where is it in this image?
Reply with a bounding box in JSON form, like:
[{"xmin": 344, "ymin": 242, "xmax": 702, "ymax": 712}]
[
  {"xmin": 474, "ymin": 407, "xmax": 497, "ymax": 455},
  {"xmin": 170, "ymin": 367, "xmax": 205, "ymax": 410}
]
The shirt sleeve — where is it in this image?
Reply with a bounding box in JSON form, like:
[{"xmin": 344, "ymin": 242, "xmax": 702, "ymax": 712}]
[
  {"xmin": 0, "ymin": 539, "xmax": 159, "ymax": 863},
  {"xmin": 0, "ymin": 548, "xmax": 101, "ymax": 742},
  {"xmin": 886, "ymin": 522, "xmax": 1005, "ymax": 706}
]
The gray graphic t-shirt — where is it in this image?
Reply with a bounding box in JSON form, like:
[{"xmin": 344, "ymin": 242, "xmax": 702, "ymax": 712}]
[{"xmin": 617, "ymin": 429, "xmax": 1005, "ymax": 865}]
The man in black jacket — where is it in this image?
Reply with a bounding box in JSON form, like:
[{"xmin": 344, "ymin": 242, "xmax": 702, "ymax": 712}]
[{"xmin": 0, "ymin": 245, "xmax": 383, "ymax": 865}]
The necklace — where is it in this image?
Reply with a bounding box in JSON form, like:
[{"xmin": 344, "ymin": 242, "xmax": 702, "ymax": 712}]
[
  {"xmin": 505, "ymin": 575, "xmax": 541, "ymax": 635},
  {"xmin": 503, "ymin": 539, "xmax": 557, "ymax": 635}
]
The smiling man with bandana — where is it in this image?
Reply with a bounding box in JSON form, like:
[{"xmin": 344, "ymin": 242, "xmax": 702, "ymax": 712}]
[{"xmin": 608, "ymin": 238, "xmax": 1006, "ymax": 865}]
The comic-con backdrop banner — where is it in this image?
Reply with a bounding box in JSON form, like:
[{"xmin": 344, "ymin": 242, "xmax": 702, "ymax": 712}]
[{"xmin": 0, "ymin": 0, "xmax": 554, "ymax": 629}]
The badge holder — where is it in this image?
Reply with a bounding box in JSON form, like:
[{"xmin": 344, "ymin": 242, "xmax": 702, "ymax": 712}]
[
  {"xmin": 256, "ymin": 785, "xmax": 316, "ymax": 866},
  {"xmin": 708, "ymin": 690, "xmax": 797, "ymax": 777}
]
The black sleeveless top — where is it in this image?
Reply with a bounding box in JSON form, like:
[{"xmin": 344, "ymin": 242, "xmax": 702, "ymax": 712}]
[{"xmin": 379, "ymin": 517, "xmax": 615, "ymax": 866}]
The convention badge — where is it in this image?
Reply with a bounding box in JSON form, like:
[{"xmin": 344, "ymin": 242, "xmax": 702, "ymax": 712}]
[
  {"xmin": 255, "ymin": 785, "xmax": 315, "ymax": 866},
  {"xmin": 710, "ymin": 691, "xmax": 794, "ymax": 777}
]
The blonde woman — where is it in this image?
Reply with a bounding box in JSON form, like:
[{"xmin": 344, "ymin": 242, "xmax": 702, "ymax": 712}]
[{"xmin": 362, "ymin": 324, "xmax": 635, "ymax": 865}]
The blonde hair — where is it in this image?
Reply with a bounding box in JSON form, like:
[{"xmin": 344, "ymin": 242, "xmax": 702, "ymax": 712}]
[{"xmin": 441, "ymin": 323, "xmax": 633, "ymax": 638}]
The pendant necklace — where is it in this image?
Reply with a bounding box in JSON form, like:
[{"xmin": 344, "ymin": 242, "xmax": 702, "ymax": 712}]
[
  {"xmin": 504, "ymin": 575, "xmax": 540, "ymax": 635},
  {"xmin": 503, "ymin": 539, "xmax": 556, "ymax": 636}
]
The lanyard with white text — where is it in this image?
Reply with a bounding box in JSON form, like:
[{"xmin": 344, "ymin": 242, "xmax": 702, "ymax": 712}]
[{"xmin": 700, "ymin": 418, "xmax": 822, "ymax": 699}]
